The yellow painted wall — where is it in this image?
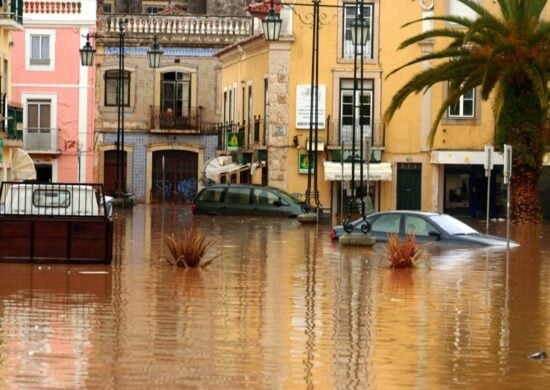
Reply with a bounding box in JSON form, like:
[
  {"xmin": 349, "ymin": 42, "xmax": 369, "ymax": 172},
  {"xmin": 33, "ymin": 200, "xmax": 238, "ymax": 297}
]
[{"xmin": 218, "ymin": 0, "xmax": 548, "ymax": 212}]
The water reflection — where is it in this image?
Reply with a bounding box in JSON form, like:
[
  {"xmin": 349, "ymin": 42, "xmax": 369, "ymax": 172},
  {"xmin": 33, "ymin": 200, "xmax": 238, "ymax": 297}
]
[{"xmin": 0, "ymin": 205, "xmax": 548, "ymax": 388}]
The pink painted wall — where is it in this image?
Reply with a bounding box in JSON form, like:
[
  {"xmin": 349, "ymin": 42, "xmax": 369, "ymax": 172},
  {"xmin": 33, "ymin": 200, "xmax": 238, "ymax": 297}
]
[{"xmin": 12, "ymin": 27, "xmax": 95, "ymax": 183}]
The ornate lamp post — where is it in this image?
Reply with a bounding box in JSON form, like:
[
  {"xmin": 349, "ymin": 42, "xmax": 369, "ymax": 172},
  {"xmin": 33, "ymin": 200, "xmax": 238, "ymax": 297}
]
[
  {"xmin": 80, "ymin": 20, "xmax": 163, "ymax": 200},
  {"xmin": 344, "ymin": 0, "xmax": 371, "ymax": 234}
]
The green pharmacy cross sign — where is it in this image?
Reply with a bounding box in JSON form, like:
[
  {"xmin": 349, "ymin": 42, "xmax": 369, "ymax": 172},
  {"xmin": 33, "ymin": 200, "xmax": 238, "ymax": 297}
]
[
  {"xmin": 227, "ymin": 132, "xmax": 240, "ymax": 150},
  {"xmin": 298, "ymin": 151, "xmax": 315, "ymax": 174}
]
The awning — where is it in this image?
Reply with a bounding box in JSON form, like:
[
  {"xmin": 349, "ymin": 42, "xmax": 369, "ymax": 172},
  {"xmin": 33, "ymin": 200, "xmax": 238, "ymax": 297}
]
[
  {"xmin": 205, "ymin": 163, "xmax": 248, "ymax": 182},
  {"xmin": 11, "ymin": 148, "xmax": 37, "ymax": 181},
  {"xmin": 323, "ymin": 161, "xmax": 392, "ymax": 181},
  {"xmin": 203, "ymin": 156, "xmax": 249, "ymax": 183}
]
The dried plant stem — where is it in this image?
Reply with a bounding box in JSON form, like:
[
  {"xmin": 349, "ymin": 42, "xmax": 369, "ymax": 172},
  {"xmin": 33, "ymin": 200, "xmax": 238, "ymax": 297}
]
[
  {"xmin": 165, "ymin": 229, "xmax": 219, "ymax": 268},
  {"xmin": 385, "ymin": 233, "xmax": 423, "ymax": 269}
]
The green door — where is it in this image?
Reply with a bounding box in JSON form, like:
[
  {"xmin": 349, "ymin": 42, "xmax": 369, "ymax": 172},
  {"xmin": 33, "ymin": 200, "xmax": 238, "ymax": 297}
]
[{"xmin": 397, "ymin": 163, "xmax": 421, "ymax": 210}]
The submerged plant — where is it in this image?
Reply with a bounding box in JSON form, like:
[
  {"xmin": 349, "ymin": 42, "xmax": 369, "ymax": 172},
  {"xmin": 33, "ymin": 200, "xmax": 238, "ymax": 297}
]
[
  {"xmin": 165, "ymin": 229, "xmax": 219, "ymax": 268},
  {"xmin": 384, "ymin": 233, "xmax": 423, "ymax": 269}
]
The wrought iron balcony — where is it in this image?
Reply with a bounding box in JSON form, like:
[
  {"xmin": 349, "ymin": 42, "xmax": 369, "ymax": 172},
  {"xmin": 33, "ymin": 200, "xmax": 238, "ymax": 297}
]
[
  {"xmin": 326, "ymin": 118, "xmax": 384, "ymax": 149},
  {"xmin": 150, "ymin": 106, "xmax": 202, "ymax": 132}
]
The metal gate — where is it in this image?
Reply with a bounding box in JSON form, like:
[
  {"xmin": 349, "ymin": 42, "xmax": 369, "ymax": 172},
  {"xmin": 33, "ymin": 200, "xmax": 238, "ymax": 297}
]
[
  {"xmin": 152, "ymin": 150, "xmax": 198, "ymax": 203},
  {"xmin": 397, "ymin": 162, "xmax": 421, "ymax": 210}
]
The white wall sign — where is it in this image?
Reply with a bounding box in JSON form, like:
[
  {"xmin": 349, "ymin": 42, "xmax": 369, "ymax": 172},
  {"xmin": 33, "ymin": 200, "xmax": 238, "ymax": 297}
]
[{"xmin": 296, "ymin": 84, "xmax": 326, "ymax": 129}]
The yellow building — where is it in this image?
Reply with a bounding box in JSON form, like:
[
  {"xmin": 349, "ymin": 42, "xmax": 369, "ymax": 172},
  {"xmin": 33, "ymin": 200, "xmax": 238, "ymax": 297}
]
[
  {"xmin": 216, "ymin": 0, "xmax": 550, "ymax": 219},
  {"xmin": 0, "ymin": 1, "xmax": 28, "ymax": 183}
]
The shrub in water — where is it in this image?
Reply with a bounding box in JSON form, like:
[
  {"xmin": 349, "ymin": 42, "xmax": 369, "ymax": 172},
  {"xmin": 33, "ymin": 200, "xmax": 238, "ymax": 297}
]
[
  {"xmin": 385, "ymin": 232, "xmax": 423, "ymax": 269},
  {"xmin": 165, "ymin": 229, "xmax": 218, "ymax": 268}
]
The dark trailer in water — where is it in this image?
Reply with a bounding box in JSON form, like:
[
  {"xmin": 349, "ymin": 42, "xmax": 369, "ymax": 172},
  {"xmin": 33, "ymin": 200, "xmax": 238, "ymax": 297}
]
[{"xmin": 0, "ymin": 182, "xmax": 113, "ymax": 263}]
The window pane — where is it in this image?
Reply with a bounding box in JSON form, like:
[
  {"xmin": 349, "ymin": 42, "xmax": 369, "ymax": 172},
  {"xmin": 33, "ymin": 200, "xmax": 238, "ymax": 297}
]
[
  {"xmin": 41, "ymin": 37, "xmax": 49, "ymax": 59},
  {"xmin": 463, "ymin": 100, "xmax": 474, "ymax": 116},
  {"xmin": 371, "ymin": 214, "xmax": 401, "ymax": 234},
  {"xmin": 28, "ymin": 104, "xmax": 38, "ymax": 128},
  {"xmin": 343, "ymin": 5, "xmax": 372, "ymax": 58},
  {"xmin": 225, "ymin": 188, "xmax": 250, "ymax": 204},
  {"xmin": 39, "ymin": 104, "xmax": 50, "ymax": 128},
  {"xmin": 31, "ymin": 36, "xmax": 40, "ymax": 59},
  {"xmin": 404, "ymin": 215, "xmax": 435, "ymax": 236}
]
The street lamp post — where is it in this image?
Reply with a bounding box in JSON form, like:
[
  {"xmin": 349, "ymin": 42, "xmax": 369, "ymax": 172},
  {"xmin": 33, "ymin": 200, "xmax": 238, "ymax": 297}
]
[
  {"xmin": 345, "ymin": 0, "xmax": 370, "ymax": 233},
  {"xmin": 80, "ymin": 20, "xmax": 163, "ymax": 200},
  {"xmin": 263, "ymin": 0, "xmax": 371, "ymax": 228}
]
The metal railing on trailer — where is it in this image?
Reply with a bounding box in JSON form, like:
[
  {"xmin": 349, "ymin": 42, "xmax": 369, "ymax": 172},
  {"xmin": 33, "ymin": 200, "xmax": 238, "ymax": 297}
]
[{"xmin": 0, "ymin": 182, "xmax": 111, "ymax": 218}]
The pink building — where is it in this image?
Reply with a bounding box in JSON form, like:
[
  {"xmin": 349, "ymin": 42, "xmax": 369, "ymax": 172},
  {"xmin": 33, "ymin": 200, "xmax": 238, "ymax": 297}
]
[{"xmin": 11, "ymin": 0, "xmax": 96, "ymax": 182}]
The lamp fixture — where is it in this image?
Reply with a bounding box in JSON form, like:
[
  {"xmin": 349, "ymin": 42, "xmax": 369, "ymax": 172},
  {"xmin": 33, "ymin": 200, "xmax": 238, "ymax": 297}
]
[{"xmin": 262, "ymin": 0, "xmax": 282, "ymax": 41}]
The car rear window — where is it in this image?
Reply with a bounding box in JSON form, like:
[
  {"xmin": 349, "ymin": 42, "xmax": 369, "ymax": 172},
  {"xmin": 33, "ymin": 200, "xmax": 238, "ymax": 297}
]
[{"xmin": 198, "ymin": 187, "xmax": 224, "ymax": 202}]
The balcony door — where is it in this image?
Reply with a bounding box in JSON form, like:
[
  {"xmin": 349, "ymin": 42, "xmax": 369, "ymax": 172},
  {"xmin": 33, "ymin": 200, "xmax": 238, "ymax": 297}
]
[
  {"xmin": 161, "ymin": 72, "xmax": 191, "ymax": 128},
  {"xmin": 26, "ymin": 99, "xmax": 51, "ymax": 151},
  {"xmin": 339, "ymin": 79, "xmax": 373, "ymax": 146}
]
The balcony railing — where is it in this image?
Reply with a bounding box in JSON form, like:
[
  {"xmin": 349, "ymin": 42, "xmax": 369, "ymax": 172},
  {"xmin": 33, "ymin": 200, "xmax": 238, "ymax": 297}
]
[
  {"xmin": 216, "ymin": 118, "xmax": 266, "ymax": 151},
  {"xmin": 151, "ymin": 106, "xmax": 202, "ymax": 131},
  {"xmin": 0, "ymin": 0, "xmax": 23, "ymax": 27},
  {"xmin": 327, "ymin": 119, "xmax": 384, "ymax": 149},
  {"xmin": 23, "ymin": 127, "xmax": 60, "ymax": 153},
  {"xmin": 99, "ymin": 14, "xmax": 253, "ymax": 45}
]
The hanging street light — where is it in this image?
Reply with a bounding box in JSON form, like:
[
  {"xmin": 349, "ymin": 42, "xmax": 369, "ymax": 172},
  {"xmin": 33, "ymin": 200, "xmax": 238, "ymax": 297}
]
[
  {"xmin": 262, "ymin": 0, "xmax": 283, "ymax": 41},
  {"xmin": 147, "ymin": 35, "xmax": 163, "ymax": 69},
  {"xmin": 80, "ymin": 21, "xmax": 163, "ymax": 201}
]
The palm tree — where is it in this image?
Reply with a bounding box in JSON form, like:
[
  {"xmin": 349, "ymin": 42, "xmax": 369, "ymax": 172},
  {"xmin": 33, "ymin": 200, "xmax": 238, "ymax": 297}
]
[{"xmin": 384, "ymin": 0, "xmax": 549, "ymax": 223}]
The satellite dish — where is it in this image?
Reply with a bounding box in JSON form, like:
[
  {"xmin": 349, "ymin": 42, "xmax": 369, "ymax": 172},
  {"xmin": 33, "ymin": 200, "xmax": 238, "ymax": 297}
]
[{"xmin": 11, "ymin": 148, "xmax": 37, "ymax": 181}]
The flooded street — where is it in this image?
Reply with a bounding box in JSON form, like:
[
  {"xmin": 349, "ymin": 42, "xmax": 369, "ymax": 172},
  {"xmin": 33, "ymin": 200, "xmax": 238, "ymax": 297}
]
[{"xmin": 0, "ymin": 204, "xmax": 549, "ymax": 388}]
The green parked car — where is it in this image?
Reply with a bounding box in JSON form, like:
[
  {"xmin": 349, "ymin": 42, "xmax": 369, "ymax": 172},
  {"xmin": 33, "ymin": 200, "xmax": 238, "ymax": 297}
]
[{"xmin": 192, "ymin": 184, "xmax": 305, "ymax": 217}]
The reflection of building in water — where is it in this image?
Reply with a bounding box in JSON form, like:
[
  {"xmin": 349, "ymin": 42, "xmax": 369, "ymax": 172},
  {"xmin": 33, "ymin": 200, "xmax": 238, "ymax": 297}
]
[{"xmin": 0, "ymin": 264, "xmax": 112, "ymax": 387}]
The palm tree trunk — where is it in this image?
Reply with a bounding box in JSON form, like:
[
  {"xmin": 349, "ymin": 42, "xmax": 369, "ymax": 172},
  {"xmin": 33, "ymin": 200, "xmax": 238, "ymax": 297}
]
[{"xmin": 497, "ymin": 78, "xmax": 544, "ymax": 224}]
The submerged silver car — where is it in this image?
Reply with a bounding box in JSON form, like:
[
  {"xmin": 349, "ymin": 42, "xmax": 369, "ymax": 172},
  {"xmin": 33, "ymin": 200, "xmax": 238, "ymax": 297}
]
[{"xmin": 331, "ymin": 210, "xmax": 518, "ymax": 248}]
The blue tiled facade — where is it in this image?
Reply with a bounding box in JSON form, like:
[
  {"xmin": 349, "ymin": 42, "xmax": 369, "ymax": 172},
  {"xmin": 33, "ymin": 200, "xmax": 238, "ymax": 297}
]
[{"xmin": 104, "ymin": 132, "xmax": 219, "ymax": 202}]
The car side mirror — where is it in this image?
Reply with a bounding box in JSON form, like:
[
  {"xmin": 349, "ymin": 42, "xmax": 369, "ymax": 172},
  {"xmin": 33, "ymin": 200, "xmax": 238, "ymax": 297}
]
[{"xmin": 428, "ymin": 230, "xmax": 441, "ymax": 240}]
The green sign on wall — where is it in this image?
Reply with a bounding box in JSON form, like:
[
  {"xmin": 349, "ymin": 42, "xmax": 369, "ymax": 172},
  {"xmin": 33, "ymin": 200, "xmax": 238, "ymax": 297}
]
[
  {"xmin": 298, "ymin": 151, "xmax": 314, "ymax": 174},
  {"xmin": 227, "ymin": 133, "xmax": 240, "ymax": 150}
]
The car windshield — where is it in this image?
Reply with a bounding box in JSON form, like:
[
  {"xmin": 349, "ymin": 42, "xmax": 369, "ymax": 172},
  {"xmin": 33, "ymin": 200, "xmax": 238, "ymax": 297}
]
[{"xmin": 430, "ymin": 214, "xmax": 479, "ymax": 235}]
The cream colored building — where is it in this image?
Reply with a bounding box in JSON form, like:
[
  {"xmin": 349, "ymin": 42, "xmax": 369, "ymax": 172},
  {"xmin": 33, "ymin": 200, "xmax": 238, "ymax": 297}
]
[{"xmin": 216, "ymin": 0, "xmax": 550, "ymax": 219}]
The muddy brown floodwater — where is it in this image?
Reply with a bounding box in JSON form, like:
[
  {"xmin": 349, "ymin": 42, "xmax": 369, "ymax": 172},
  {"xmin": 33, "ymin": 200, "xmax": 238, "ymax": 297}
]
[{"xmin": 0, "ymin": 204, "xmax": 549, "ymax": 388}]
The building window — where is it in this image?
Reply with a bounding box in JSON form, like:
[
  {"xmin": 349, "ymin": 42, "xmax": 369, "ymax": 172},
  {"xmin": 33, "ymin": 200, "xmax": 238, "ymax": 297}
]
[
  {"xmin": 448, "ymin": 89, "xmax": 475, "ymax": 118},
  {"xmin": 342, "ymin": 3, "xmax": 373, "ymax": 59},
  {"xmin": 27, "ymin": 99, "xmax": 51, "ymax": 130},
  {"xmin": 101, "ymin": 2, "xmax": 113, "ymax": 13},
  {"xmin": 104, "ymin": 70, "xmax": 131, "ymax": 107},
  {"xmin": 161, "ymin": 72, "xmax": 191, "ymax": 118},
  {"xmin": 143, "ymin": 4, "xmax": 165, "ymax": 14},
  {"xmin": 448, "ymin": 0, "xmax": 478, "ymax": 19},
  {"xmin": 339, "ymin": 79, "xmax": 373, "ymax": 145},
  {"xmin": 26, "ymin": 99, "xmax": 53, "ymax": 151}
]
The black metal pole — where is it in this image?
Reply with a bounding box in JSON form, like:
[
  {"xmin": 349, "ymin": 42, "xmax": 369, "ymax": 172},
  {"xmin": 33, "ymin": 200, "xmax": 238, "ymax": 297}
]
[
  {"xmin": 306, "ymin": 0, "xmax": 320, "ymax": 211},
  {"xmin": 120, "ymin": 22, "xmax": 126, "ymax": 196},
  {"xmin": 115, "ymin": 19, "xmax": 126, "ymax": 199},
  {"xmin": 358, "ymin": 1, "xmax": 366, "ymax": 217}
]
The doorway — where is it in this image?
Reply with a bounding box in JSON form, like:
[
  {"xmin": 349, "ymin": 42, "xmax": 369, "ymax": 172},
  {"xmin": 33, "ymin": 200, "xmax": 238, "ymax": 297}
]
[{"xmin": 397, "ymin": 163, "xmax": 421, "ymax": 210}]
